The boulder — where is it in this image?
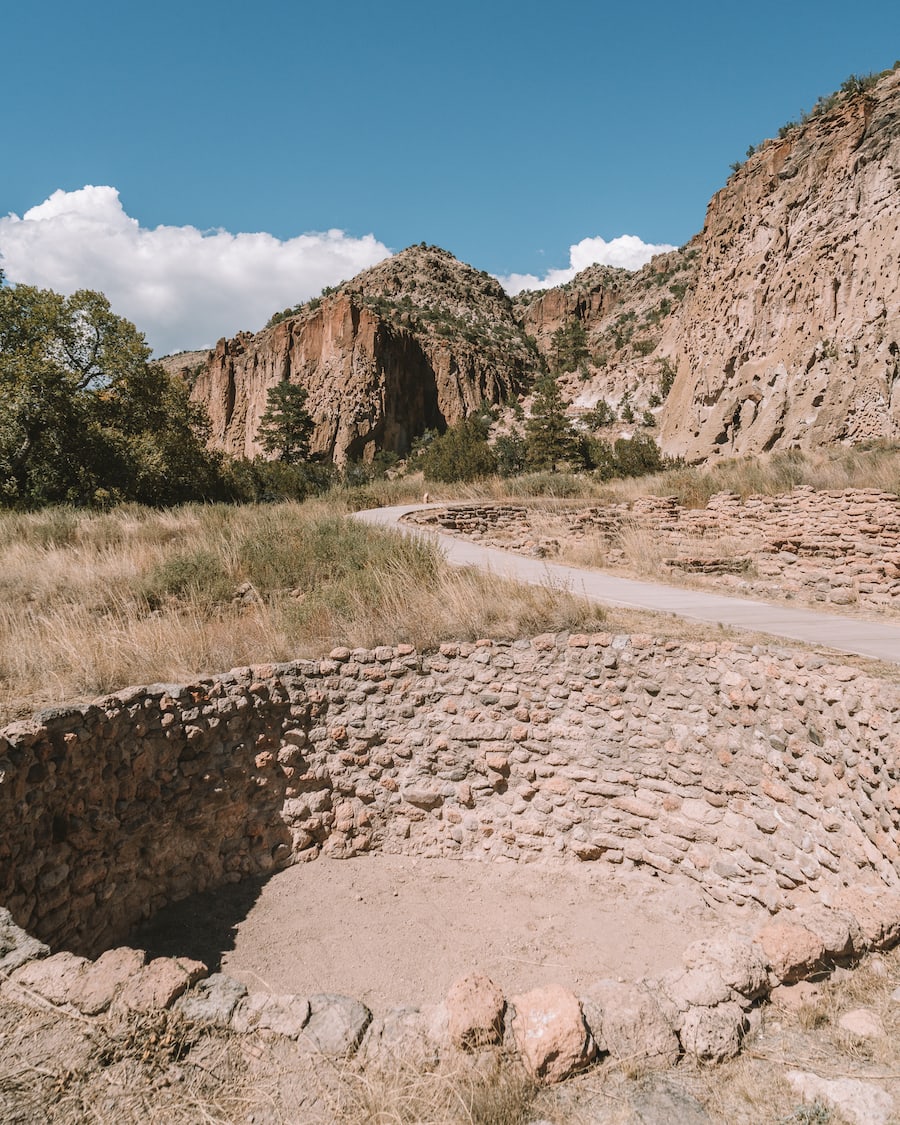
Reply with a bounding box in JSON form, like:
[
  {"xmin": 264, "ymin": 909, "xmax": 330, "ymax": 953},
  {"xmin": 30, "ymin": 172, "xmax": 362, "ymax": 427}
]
[
  {"xmin": 581, "ymin": 979, "xmax": 679, "ymax": 1067},
  {"xmin": 510, "ymin": 983, "xmax": 596, "ymax": 1084},
  {"xmin": 445, "ymin": 972, "xmax": 505, "ymax": 1049},
  {"xmin": 755, "ymin": 921, "xmax": 825, "ymax": 983}
]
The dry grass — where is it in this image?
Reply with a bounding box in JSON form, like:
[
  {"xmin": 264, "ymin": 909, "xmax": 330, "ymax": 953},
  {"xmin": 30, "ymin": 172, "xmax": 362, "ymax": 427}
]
[
  {"xmin": 323, "ymin": 1051, "xmax": 539, "ymax": 1124},
  {"xmin": 367, "ymin": 441, "xmax": 900, "ymax": 511},
  {"xmin": 0, "ymin": 501, "xmax": 604, "ymax": 723},
  {"xmin": 605, "ymin": 442, "xmax": 900, "ymax": 508}
]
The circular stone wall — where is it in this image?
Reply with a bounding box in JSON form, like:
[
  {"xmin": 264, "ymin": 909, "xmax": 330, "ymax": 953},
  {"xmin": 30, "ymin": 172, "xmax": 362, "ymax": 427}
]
[{"xmin": 4, "ymin": 632, "xmax": 900, "ymax": 1077}]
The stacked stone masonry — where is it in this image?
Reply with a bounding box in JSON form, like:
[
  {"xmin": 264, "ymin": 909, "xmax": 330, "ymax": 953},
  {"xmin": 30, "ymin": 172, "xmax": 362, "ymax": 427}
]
[
  {"xmin": 4, "ymin": 633, "xmax": 900, "ymax": 1079},
  {"xmin": 406, "ymin": 487, "xmax": 900, "ymax": 614}
]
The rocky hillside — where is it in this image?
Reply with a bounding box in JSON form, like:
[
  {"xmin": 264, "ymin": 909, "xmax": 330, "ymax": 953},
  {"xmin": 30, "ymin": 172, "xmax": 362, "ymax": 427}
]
[
  {"xmin": 186, "ymin": 246, "xmax": 540, "ymax": 464},
  {"xmin": 182, "ymin": 66, "xmax": 900, "ymax": 466},
  {"xmin": 661, "ymin": 66, "xmax": 900, "ymax": 461},
  {"xmin": 514, "ymin": 247, "xmax": 699, "ymax": 424}
]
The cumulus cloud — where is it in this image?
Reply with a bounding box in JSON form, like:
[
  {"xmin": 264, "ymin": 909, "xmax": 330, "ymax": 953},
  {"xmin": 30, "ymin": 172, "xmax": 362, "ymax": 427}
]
[
  {"xmin": 0, "ymin": 186, "xmax": 393, "ymax": 355},
  {"xmin": 496, "ymin": 233, "xmax": 677, "ymax": 295}
]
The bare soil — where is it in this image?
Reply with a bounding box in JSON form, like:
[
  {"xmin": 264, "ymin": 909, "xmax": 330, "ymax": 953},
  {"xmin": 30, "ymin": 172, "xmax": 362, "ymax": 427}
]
[{"xmin": 134, "ymin": 854, "xmax": 755, "ymax": 1012}]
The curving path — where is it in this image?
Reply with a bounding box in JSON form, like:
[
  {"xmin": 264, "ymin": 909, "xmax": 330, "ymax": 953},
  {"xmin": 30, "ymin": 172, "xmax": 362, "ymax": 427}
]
[{"xmin": 355, "ymin": 503, "xmax": 900, "ymax": 665}]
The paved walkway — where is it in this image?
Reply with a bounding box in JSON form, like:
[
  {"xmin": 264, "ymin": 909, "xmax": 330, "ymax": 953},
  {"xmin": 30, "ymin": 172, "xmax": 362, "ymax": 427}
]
[{"xmin": 355, "ymin": 504, "xmax": 900, "ymax": 665}]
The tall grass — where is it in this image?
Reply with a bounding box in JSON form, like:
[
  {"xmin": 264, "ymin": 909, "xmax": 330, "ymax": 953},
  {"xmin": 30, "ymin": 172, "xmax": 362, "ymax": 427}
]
[
  {"xmin": 331, "ymin": 443, "xmax": 900, "ymax": 512},
  {"xmin": 613, "ymin": 443, "xmax": 900, "ymax": 507},
  {"xmin": 0, "ymin": 502, "xmax": 603, "ymax": 723}
]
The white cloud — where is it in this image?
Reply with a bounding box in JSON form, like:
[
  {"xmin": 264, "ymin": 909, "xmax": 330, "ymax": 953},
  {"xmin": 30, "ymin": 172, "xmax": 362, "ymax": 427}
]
[
  {"xmin": 0, "ymin": 187, "xmax": 678, "ymax": 354},
  {"xmin": 0, "ymin": 186, "xmax": 393, "ymax": 355},
  {"xmin": 496, "ymin": 233, "xmax": 677, "ymax": 295}
]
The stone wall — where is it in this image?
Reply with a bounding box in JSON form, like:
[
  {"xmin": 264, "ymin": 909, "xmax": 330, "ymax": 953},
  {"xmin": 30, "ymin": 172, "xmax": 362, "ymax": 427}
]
[
  {"xmin": 407, "ymin": 488, "xmax": 900, "ymax": 613},
  {"xmin": 3, "ymin": 633, "xmax": 900, "ymax": 961}
]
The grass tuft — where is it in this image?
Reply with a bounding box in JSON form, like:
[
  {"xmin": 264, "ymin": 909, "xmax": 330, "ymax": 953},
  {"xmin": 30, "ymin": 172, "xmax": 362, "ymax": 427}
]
[{"xmin": 0, "ymin": 501, "xmax": 603, "ymax": 723}]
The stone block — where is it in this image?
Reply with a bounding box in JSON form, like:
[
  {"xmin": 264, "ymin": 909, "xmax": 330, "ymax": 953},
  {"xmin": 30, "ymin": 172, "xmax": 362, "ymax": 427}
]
[
  {"xmin": 177, "ymin": 972, "xmax": 247, "ymax": 1025},
  {"xmin": 581, "ymin": 979, "xmax": 679, "ymax": 1067},
  {"xmin": 69, "ymin": 946, "xmax": 146, "ymax": 1014},
  {"xmin": 755, "ymin": 921, "xmax": 825, "ymax": 983},
  {"xmin": 445, "ymin": 972, "xmax": 505, "ymax": 1049},
  {"xmin": 834, "ymin": 887, "xmax": 900, "ymax": 950},
  {"xmin": 116, "ymin": 956, "xmax": 208, "ymax": 1011},
  {"xmin": 679, "ymin": 1001, "xmax": 745, "ymax": 1062},
  {"xmin": 9, "ymin": 950, "xmax": 88, "ymax": 1006},
  {"xmin": 681, "ymin": 936, "xmax": 768, "ymax": 1002},
  {"xmin": 510, "ymin": 983, "xmax": 596, "ymax": 1084},
  {"xmin": 301, "ymin": 993, "xmax": 372, "ymax": 1056},
  {"xmin": 231, "ymin": 991, "xmax": 310, "ymax": 1038}
]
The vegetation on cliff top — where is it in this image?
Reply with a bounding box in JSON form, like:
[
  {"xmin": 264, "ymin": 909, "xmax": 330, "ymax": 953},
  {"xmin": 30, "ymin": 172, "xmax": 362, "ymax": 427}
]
[{"xmin": 731, "ymin": 61, "xmax": 900, "ymax": 172}]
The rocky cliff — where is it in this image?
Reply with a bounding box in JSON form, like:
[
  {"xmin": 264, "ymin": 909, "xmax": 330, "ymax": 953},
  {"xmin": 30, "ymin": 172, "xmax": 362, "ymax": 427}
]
[
  {"xmin": 188, "ymin": 246, "xmax": 539, "ymax": 464},
  {"xmin": 184, "ymin": 67, "xmax": 900, "ymax": 465},
  {"xmin": 660, "ymin": 67, "xmax": 900, "ymax": 461},
  {"xmin": 514, "ymin": 249, "xmax": 698, "ymax": 422}
]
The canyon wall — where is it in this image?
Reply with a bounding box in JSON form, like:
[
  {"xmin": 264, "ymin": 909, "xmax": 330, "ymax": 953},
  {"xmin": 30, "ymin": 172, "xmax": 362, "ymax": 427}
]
[
  {"xmin": 661, "ymin": 69, "xmax": 900, "ymax": 460},
  {"xmin": 188, "ymin": 247, "xmax": 535, "ymax": 464}
]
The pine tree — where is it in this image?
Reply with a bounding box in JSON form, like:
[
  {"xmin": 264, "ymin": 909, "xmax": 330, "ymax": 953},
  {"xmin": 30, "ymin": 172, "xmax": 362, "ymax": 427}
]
[
  {"xmin": 524, "ymin": 376, "xmax": 580, "ymax": 470},
  {"xmin": 550, "ymin": 319, "xmax": 589, "ymax": 374},
  {"xmin": 257, "ymin": 381, "xmax": 314, "ymax": 464}
]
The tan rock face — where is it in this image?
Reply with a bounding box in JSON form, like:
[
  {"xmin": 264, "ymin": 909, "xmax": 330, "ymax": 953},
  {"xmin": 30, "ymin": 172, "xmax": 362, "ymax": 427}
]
[
  {"xmin": 756, "ymin": 922, "xmax": 826, "ymax": 983},
  {"xmin": 190, "ymin": 246, "xmax": 535, "ymax": 465},
  {"xmin": 661, "ymin": 69, "xmax": 900, "ymax": 461},
  {"xmin": 514, "ymin": 250, "xmax": 697, "ymax": 422}
]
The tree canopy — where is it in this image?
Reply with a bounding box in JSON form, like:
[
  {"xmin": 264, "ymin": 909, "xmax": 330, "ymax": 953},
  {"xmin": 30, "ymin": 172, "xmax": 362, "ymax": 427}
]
[
  {"xmin": 0, "ymin": 280, "xmax": 223, "ymax": 507},
  {"xmin": 257, "ymin": 381, "xmax": 315, "ymax": 464},
  {"xmin": 524, "ymin": 375, "xmax": 581, "ymax": 470},
  {"xmin": 418, "ymin": 409, "xmax": 498, "ymax": 483}
]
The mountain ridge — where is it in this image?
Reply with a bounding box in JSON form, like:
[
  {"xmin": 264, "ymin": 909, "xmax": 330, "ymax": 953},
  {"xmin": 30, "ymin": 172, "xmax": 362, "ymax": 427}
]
[{"xmin": 180, "ymin": 65, "xmax": 900, "ymax": 466}]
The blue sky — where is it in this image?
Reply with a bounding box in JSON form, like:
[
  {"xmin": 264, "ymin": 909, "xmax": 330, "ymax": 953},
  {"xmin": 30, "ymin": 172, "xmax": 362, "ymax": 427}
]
[{"xmin": 2, "ymin": 0, "xmax": 898, "ymax": 352}]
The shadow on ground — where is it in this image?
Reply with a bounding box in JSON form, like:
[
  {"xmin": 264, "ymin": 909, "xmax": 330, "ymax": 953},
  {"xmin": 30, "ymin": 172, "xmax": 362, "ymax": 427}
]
[{"xmin": 127, "ymin": 874, "xmax": 271, "ymax": 970}]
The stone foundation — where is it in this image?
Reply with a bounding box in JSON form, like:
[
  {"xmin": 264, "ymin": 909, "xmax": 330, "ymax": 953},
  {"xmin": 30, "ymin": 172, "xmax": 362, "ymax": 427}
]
[
  {"xmin": 3, "ymin": 632, "xmax": 900, "ymax": 1078},
  {"xmin": 406, "ymin": 487, "xmax": 900, "ymax": 613}
]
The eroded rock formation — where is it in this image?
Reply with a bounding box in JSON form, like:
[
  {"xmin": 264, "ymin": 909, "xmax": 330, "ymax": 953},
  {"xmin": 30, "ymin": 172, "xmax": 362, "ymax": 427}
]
[
  {"xmin": 181, "ymin": 69, "xmax": 900, "ymax": 465},
  {"xmin": 661, "ymin": 68, "xmax": 900, "ymax": 460},
  {"xmin": 188, "ymin": 246, "xmax": 538, "ymax": 464}
]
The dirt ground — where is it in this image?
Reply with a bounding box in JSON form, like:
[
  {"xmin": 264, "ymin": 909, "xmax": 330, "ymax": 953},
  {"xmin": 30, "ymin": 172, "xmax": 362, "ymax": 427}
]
[{"xmin": 134, "ymin": 854, "xmax": 758, "ymax": 1012}]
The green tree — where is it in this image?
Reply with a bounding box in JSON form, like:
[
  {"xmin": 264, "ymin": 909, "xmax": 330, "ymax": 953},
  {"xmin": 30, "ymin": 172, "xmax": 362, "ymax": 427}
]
[
  {"xmin": 257, "ymin": 381, "xmax": 315, "ymax": 464},
  {"xmin": 551, "ymin": 319, "xmax": 589, "ymax": 374},
  {"xmin": 0, "ymin": 282, "xmax": 221, "ymax": 507},
  {"xmin": 583, "ymin": 399, "xmax": 617, "ymax": 429},
  {"xmin": 419, "ymin": 410, "xmax": 497, "ymax": 483},
  {"xmin": 493, "ymin": 429, "xmax": 527, "ymax": 477},
  {"xmin": 525, "ymin": 375, "xmax": 580, "ymax": 470}
]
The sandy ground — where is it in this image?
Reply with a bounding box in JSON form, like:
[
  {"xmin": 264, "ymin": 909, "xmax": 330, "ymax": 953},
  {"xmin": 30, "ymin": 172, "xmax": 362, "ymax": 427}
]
[{"xmin": 134, "ymin": 854, "xmax": 759, "ymax": 1012}]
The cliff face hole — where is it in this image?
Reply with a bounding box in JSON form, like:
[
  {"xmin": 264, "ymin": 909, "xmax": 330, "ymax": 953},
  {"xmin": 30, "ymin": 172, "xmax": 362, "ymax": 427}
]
[{"xmin": 3, "ymin": 634, "xmax": 900, "ymax": 1013}]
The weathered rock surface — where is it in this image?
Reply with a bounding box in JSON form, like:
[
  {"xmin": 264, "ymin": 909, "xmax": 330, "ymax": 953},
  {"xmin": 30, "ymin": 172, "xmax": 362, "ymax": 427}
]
[
  {"xmin": 786, "ymin": 1070, "xmax": 895, "ymax": 1125},
  {"xmin": 756, "ymin": 922, "xmax": 826, "ymax": 984},
  {"xmin": 581, "ymin": 979, "xmax": 679, "ymax": 1066},
  {"xmin": 300, "ymin": 993, "xmax": 372, "ymax": 1056},
  {"xmin": 189, "ymin": 245, "xmax": 535, "ymax": 464},
  {"xmin": 661, "ymin": 68, "xmax": 900, "ymax": 460},
  {"xmin": 445, "ymin": 972, "xmax": 505, "ymax": 1049},
  {"xmin": 510, "ymin": 983, "xmax": 596, "ymax": 1083}
]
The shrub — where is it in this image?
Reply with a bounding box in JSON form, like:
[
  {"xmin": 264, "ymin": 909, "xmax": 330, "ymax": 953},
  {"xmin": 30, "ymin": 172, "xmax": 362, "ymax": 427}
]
[
  {"xmin": 142, "ymin": 549, "xmax": 232, "ymax": 609},
  {"xmin": 419, "ymin": 413, "xmax": 497, "ymax": 482},
  {"xmin": 583, "ymin": 400, "xmax": 617, "ymax": 429}
]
